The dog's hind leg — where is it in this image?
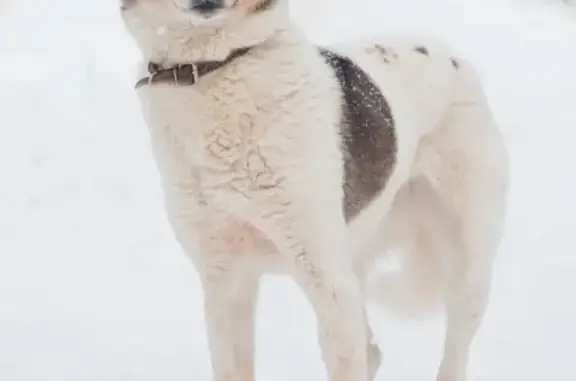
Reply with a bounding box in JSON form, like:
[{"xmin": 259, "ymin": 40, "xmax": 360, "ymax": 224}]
[
  {"xmin": 365, "ymin": 306, "xmax": 382, "ymax": 381},
  {"xmin": 436, "ymin": 174, "xmax": 507, "ymax": 381},
  {"xmin": 428, "ymin": 67, "xmax": 509, "ymax": 381},
  {"xmin": 355, "ymin": 252, "xmax": 383, "ymax": 381}
]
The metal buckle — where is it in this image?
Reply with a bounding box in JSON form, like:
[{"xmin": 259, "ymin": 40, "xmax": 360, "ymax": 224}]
[
  {"xmin": 172, "ymin": 66, "xmax": 179, "ymax": 86},
  {"xmin": 147, "ymin": 62, "xmax": 160, "ymax": 86},
  {"xmin": 144, "ymin": 62, "xmax": 199, "ymax": 87},
  {"xmin": 148, "ymin": 72, "xmax": 157, "ymax": 86},
  {"xmin": 174, "ymin": 64, "xmax": 199, "ymax": 86},
  {"xmin": 191, "ymin": 63, "xmax": 199, "ymax": 84}
]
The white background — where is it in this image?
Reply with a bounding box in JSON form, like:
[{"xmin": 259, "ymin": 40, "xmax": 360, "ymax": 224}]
[{"xmin": 1, "ymin": 0, "xmax": 575, "ymax": 380}]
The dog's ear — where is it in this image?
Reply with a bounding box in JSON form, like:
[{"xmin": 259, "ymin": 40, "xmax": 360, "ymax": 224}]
[
  {"xmin": 251, "ymin": 0, "xmax": 277, "ymax": 12},
  {"xmin": 120, "ymin": 0, "xmax": 137, "ymax": 11},
  {"xmin": 237, "ymin": 0, "xmax": 278, "ymax": 13}
]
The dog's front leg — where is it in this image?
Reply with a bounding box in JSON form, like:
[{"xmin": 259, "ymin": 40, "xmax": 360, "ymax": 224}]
[
  {"xmin": 287, "ymin": 229, "xmax": 368, "ymax": 381},
  {"xmin": 254, "ymin": 202, "xmax": 369, "ymax": 381},
  {"xmin": 198, "ymin": 254, "xmax": 259, "ymax": 381}
]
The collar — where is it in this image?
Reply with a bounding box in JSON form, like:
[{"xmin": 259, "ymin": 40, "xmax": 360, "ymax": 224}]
[{"xmin": 135, "ymin": 47, "xmax": 252, "ymax": 89}]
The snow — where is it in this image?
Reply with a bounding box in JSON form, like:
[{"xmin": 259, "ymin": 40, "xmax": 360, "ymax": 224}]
[{"xmin": 1, "ymin": 0, "xmax": 575, "ymax": 380}]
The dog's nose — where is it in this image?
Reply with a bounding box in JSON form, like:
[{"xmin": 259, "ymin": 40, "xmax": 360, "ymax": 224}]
[{"xmin": 188, "ymin": 0, "xmax": 224, "ymax": 12}]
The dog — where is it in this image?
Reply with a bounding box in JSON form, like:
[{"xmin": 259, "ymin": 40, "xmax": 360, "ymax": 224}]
[{"xmin": 120, "ymin": 1, "xmax": 509, "ymax": 380}]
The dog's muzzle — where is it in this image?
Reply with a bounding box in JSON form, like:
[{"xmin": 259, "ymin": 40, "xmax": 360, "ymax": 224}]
[{"xmin": 187, "ymin": 0, "xmax": 225, "ymax": 15}]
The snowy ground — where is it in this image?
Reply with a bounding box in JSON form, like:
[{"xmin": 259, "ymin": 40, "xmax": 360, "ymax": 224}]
[{"xmin": 1, "ymin": 0, "xmax": 576, "ymax": 380}]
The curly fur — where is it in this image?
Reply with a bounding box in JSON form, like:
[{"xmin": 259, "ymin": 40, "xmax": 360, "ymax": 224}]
[{"xmin": 121, "ymin": 1, "xmax": 510, "ymax": 381}]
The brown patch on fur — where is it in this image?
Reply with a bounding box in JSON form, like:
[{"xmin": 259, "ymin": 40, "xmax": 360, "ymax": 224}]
[
  {"xmin": 120, "ymin": 0, "xmax": 136, "ymax": 10},
  {"xmin": 414, "ymin": 45, "xmax": 430, "ymax": 56},
  {"xmin": 373, "ymin": 44, "xmax": 399, "ymax": 63},
  {"xmin": 450, "ymin": 58, "xmax": 460, "ymax": 69},
  {"xmin": 373, "ymin": 44, "xmax": 388, "ymax": 55},
  {"xmin": 366, "ymin": 45, "xmax": 389, "ymax": 63},
  {"xmin": 252, "ymin": 0, "xmax": 277, "ymax": 12},
  {"xmin": 238, "ymin": 0, "xmax": 277, "ymax": 12},
  {"xmin": 319, "ymin": 48, "xmax": 397, "ymax": 221}
]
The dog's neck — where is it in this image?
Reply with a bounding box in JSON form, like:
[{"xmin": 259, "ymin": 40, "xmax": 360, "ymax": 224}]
[
  {"xmin": 135, "ymin": 47, "xmax": 254, "ymax": 89},
  {"xmin": 136, "ymin": 5, "xmax": 295, "ymax": 68}
]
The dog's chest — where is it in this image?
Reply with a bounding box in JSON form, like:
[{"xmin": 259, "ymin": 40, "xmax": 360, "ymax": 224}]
[
  {"xmin": 136, "ymin": 87, "xmax": 282, "ymax": 260},
  {"xmin": 139, "ymin": 86, "xmax": 281, "ymax": 211}
]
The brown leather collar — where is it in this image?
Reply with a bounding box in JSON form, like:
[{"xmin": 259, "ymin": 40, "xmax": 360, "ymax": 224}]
[{"xmin": 135, "ymin": 47, "xmax": 252, "ymax": 89}]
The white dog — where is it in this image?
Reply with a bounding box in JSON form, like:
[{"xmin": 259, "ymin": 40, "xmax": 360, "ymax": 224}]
[{"xmin": 120, "ymin": 1, "xmax": 509, "ymax": 380}]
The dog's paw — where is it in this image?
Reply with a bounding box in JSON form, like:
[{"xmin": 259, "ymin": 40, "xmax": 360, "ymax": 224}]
[
  {"xmin": 436, "ymin": 376, "xmax": 465, "ymax": 381},
  {"xmin": 367, "ymin": 343, "xmax": 382, "ymax": 381},
  {"xmin": 435, "ymin": 368, "xmax": 466, "ymax": 381}
]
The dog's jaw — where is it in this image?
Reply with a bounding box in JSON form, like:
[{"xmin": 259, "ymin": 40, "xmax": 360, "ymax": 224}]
[{"xmin": 122, "ymin": 0, "xmax": 290, "ymax": 66}]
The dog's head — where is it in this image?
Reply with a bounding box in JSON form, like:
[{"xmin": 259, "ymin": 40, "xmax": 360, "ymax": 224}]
[{"xmin": 120, "ymin": 0, "xmax": 285, "ymax": 63}]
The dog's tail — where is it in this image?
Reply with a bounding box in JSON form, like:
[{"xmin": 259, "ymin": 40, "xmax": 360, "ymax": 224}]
[{"xmin": 364, "ymin": 177, "xmax": 450, "ymax": 319}]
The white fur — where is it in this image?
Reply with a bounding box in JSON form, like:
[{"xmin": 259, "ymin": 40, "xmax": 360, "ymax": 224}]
[{"xmin": 121, "ymin": 2, "xmax": 509, "ymax": 381}]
